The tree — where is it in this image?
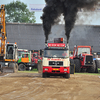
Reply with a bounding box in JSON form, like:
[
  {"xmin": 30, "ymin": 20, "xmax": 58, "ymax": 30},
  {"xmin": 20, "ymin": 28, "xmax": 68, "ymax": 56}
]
[{"xmin": 5, "ymin": 0, "xmax": 36, "ymax": 23}]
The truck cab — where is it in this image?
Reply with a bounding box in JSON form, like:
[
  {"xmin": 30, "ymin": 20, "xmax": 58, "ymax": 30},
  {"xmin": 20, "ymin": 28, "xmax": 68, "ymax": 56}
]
[
  {"xmin": 31, "ymin": 50, "xmax": 42, "ymax": 68},
  {"xmin": 42, "ymin": 38, "xmax": 70, "ymax": 78},
  {"xmin": 17, "ymin": 52, "xmax": 35, "ymax": 71}
]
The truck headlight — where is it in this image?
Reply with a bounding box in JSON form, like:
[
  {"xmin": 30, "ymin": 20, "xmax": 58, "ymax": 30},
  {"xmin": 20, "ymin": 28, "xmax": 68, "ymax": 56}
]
[
  {"xmin": 64, "ymin": 69, "xmax": 67, "ymax": 71},
  {"xmin": 44, "ymin": 68, "xmax": 48, "ymax": 71},
  {"xmin": 5, "ymin": 63, "xmax": 8, "ymax": 65}
]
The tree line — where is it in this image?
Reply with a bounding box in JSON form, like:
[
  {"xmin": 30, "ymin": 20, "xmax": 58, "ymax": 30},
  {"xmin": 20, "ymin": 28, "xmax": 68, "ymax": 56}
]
[{"xmin": 5, "ymin": 1, "xmax": 36, "ymax": 23}]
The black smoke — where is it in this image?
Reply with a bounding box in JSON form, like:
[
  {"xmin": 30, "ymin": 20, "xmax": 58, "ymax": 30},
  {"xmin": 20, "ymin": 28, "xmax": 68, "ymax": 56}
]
[{"xmin": 41, "ymin": 0, "xmax": 100, "ymax": 43}]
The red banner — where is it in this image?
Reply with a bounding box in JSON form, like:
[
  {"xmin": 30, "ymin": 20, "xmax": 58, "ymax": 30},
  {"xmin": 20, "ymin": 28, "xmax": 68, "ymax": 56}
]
[{"xmin": 48, "ymin": 43, "xmax": 65, "ymax": 47}]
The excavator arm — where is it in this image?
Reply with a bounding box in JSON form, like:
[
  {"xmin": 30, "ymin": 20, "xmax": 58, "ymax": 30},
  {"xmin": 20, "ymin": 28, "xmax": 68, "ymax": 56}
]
[{"xmin": 0, "ymin": 5, "xmax": 7, "ymax": 60}]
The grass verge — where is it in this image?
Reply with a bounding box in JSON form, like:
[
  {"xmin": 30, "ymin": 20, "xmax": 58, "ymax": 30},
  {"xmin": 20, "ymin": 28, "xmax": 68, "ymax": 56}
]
[
  {"xmin": 75, "ymin": 68, "xmax": 100, "ymax": 75},
  {"xmin": 18, "ymin": 68, "xmax": 38, "ymax": 73},
  {"xmin": 75, "ymin": 73, "xmax": 100, "ymax": 75},
  {"xmin": 18, "ymin": 69, "xmax": 100, "ymax": 75}
]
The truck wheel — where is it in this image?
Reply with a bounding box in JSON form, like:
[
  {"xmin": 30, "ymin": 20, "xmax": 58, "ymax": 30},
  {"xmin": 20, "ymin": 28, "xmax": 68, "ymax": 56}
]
[
  {"xmin": 70, "ymin": 59, "xmax": 74, "ymax": 74},
  {"xmin": 95, "ymin": 65, "xmax": 98, "ymax": 73},
  {"xmin": 0, "ymin": 64, "xmax": 1, "ymax": 71},
  {"xmin": 64, "ymin": 74, "xmax": 70, "ymax": 79},
  {"xmin": 9, "ymin": 63, "xmax": 18, "ymax": 73},
  {"xmin": 81, "ymin": 68, "xmax": 87, "ymax": 72},
  {"xmin": 70, "ymin": 59, "xmax": 74, "ymax": 65},
  {"xmin": 88, "ymin": 61, "xmax": 96, "ymax": 73},
  {"xmin": 74, "ymin": 59, "xmax": 81, "ymax": 72},
  {"xmin": 95, "ymin": 60, "xmax": 100, "ymax": 68},
  {"xmin": 42, "ymin": 73, "xmax": 47, "ymax": 78},
  {"xmin": 18, "ymin": 64, "xmax": 26, "ymax": 71},
  {"xmin": 14, "ymin": 63, "xmax": 18, "ymax": 73},
  {"xmin": 95, "ymin": 60, "xmax": 98, "ymax": 73},
  {"xmin": 47, "ymin": 74, "xmax": 50, "ymax": 78},
  {"xmin": 37, "ymin": 61, "xmax": 42, "ymax": 73}
]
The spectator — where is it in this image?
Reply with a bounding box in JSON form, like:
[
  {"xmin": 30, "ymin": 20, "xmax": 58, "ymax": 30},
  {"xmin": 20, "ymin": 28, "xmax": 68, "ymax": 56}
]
[{"xmin": 62, "ymin": 51, "xmax": 67, "ymax": 56}]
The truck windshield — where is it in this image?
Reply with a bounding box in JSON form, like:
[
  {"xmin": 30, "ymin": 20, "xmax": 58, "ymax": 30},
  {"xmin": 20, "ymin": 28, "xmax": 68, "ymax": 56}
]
[
  {"xmin": 78, "ymin": 48, "xmax": 90, "ymax": 55},
  {"xmin": 18, "ymin": 51, "xmax": 28, "ymax": 58},
  {"xmin": 44, "ymin": 49, "xmax": 68, "ymax": 58},
  {"xmin": 22, "ymin": 54, "xmax": 28, "ymax": 58}
]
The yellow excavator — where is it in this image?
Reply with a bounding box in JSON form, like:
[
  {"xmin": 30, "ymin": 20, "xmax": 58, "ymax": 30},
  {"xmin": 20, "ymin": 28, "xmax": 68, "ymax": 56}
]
[{"xmin": 0, "ymin": 5, "xmax": 18, "ymax": 73}]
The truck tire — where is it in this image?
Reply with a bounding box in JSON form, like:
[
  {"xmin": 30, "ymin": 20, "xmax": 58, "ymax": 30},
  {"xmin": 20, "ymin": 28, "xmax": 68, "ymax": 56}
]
[
  {"xmin": 88, "ymin": 61, "xmax": 96, "ymax": 73},
  {"xmin": 15, "ymin": 63, "xmax": 18, "ymax": 72},
  {"xmin": 70, "ymin": 59, "xmax": 74, "ymax": 65},
  {"xmin": 70, "ymin": 59, "xmax": 74, "ymax": 74},
  {"xmin": 95, "ymin": 65, "xmax": 98, "ymax": 73},
  {"xmin": 18, "ymin": 64, "xmax": 26, "ymax": 71},
  {"xmin": 37, "ymin": 61, "xmax": 42, "ymax": 73},
  {"xmin": 42, "ymin": 73, "xmax": 47, "ymax": 78},
  {"xmin": 81, "ymin": 68, "xmax": 87, "ymax": 72},
  {"xmin": 95, "ymin": 60, "xmax": 100, "ymax": 68},
  {"xmin": 95, "ymin": 60, "xmax": 98, "ymax": 73},
  {"xmin": 74, "ymin": 59, "xmax": 81, "ymax": 72},
  {"xmin": 9, "ymin": 63, "xmax": 18, "ymax": 73},
  {"xmin": 64, "ymin": 74, "xmax": 70, "ymax": 79},
  {"xmin": 13, "ymin": 63, "xmax": 18, "ymax": 73}
]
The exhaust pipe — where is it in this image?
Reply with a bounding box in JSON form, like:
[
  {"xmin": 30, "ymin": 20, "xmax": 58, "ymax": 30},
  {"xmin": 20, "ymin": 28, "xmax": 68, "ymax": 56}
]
[{"xmin": 45, "ymin": 41, "xmax": 47, "ymax": 47}]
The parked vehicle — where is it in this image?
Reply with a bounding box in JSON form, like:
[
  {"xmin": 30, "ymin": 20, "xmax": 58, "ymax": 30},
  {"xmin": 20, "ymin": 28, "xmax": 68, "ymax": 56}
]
[
  {"xmin": 18, "ymin": 49, "xmax": 28, "ymax": 59},
  {"xmin": 18, "ymin": 52, "xmax": 35, "ymax": 71},
  {"xmin": 31, "ymin": 50, "xmax": 42, "ymax": 69},
  {"xmin": 70, "ymin": 45, "xmax": 98, "ymax": 73},
  {"xmin": 94, "ymin": 52, "xmax": 100, "ymax": 70},
  {"xmin": 0, "ymin": 5, "xmax": 18, "ymax": 73}
]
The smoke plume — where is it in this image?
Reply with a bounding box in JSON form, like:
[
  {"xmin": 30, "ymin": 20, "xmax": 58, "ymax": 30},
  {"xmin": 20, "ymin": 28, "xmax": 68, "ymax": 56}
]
[{"xmin": 41, "ymin": 0, "xmax": 100, "ymax": 43}]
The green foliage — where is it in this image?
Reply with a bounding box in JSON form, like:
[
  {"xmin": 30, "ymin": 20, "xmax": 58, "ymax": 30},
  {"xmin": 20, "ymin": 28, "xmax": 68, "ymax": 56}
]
[{"xmin": 5, "ymin": 0, "xmax": 36, "ymax": 23}]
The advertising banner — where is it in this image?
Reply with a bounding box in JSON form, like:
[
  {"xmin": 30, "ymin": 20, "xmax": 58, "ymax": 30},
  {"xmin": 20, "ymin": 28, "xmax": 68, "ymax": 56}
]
[{"xmin": 29, "ymin": 4, "xmax": 46, "ymax": 12}]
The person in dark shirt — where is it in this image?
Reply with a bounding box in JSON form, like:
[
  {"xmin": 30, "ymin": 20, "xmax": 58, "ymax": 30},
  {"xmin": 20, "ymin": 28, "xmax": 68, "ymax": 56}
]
[{"xmin": 8, "ymin": 47, "xmax": 13, "ymax": 59}]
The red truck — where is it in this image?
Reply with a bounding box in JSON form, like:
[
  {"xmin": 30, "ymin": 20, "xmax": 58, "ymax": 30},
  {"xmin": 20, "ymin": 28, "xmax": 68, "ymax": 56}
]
[
  {"xmin": 31, "ymin": 50, "xmax": 42, "ymax": 69},
  {"xmin": 70, "ymin": 45, "xmax": 98, "ymax": 73}
]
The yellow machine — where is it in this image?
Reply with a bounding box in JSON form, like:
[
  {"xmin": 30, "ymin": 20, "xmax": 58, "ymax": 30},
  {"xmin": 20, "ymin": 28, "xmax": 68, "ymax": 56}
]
[{"xmin": 0, "ymin": 5, "xmax": 18, "ymax": 73}]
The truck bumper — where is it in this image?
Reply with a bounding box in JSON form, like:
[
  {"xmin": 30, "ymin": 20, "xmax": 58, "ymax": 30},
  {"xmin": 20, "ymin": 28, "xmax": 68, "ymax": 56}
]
[
  {"xmin": 43, "ymin": 66, "xmax": 70, "ymax": 74},
  {"xmin": 26, "ymin": 62, "xmax": 35, "ymax": 67}
]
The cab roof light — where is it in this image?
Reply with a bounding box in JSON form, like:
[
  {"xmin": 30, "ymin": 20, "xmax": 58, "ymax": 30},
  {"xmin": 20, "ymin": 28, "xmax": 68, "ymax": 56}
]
[
  {"xmin": 54, "ymin": 38, "xmax": 63, "ymax": 43},
  {"xmin": 60, "ymin": 38, "xmax": 63, "ymax": 42}
]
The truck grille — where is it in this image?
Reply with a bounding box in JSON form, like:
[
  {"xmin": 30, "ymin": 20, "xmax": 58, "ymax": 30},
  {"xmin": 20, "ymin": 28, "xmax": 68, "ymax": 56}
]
[
  {"xmin": 85, "ymin": 56, "xmax": 93, "ymax": 65},
  {"xmin": 49, "ymin": 61, "xmax": 63, "ymax": 66}
]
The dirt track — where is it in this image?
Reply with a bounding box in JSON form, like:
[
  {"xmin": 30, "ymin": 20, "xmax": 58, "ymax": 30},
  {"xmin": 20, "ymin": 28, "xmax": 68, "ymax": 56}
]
[{"xmin": 0, "ymin": 72, "xmax": 100, "ymax": 100}]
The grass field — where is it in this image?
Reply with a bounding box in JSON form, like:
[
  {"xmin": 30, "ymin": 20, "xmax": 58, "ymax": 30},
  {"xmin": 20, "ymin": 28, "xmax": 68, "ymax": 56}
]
[
  {"xmin": 18, "ymin": 68, "xmax": 100, "ymax": 75},
  {"xmin": 18, "ymin": 68, "xmax": 38, "ymax": 73},
  {"xmin": 75, "ymin": 73, "xmax": 100, "ymax": 75},
  {"xmin": 75, "ymin": 68, "xmax": 100, "ymax": 75}
]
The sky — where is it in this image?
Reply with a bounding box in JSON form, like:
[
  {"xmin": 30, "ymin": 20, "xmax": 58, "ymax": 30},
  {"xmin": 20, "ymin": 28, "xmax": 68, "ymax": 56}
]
[
  {"xmin": 0, "ymin": 0, "xmax": 45, "ymax": 23},
  {"xmin": 0, "ymin": 0, "xmax": 100, "ymax": 25}
]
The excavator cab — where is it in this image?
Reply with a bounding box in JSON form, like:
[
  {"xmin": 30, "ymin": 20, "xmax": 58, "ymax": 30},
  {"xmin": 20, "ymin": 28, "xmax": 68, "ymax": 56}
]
[
  {"xmin": 1, "ymin": 43, "xmax": 18, "ymax": 73},
  {"xmin": 5, "ymin": 43, "xmax": 18, "ymax": 61}
]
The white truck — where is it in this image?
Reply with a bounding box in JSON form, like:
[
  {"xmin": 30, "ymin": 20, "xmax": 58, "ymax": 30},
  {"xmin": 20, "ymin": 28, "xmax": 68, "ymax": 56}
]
[{"xmin": 40, "ymin": 38, "xmax": 74, "ymax": 78}]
